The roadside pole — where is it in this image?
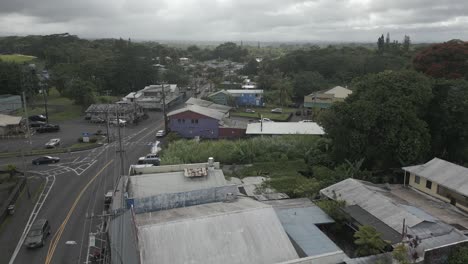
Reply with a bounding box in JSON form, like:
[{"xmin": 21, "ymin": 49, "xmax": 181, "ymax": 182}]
[
  {"xmin": 22, "ymin": 92, "xmax": 32, "ymax": 147},
  {"xmin": 161, "ymin": 82, "xmax": 169, "ymax": 135}
]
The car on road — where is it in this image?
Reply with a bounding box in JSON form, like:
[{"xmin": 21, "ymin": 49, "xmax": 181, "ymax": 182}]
[
  {"xmin": 32, "ymin": 156, "xmax": 60, "ymax": 165},
  {"xmin": 156, "ymin": 130, "xmax": 166, "ymax": 137},
  {"xmin": 109, "ymin": 119, "xmax": 127, "ymax": 126},
  {"xmin": 245, "ymin": 109, "xmax": 255, "ymax": 113},
  {"xmin": 299, "ymin": 120, "xmax": 313, "ymax": 123},
  {"xmin": 258, "ymin": 118, "xmax": 274, "ymax": 122},
  {"xmin": 295, "ymin": 110, "xmax": 302, "ymax": 116},
  {"xmin": 90, "ymin": 116, "xmax": 105, "ymax": 123},
  {"xmin": 45, "ymin": 138, "xmax": 61, "ymax": 148},
  {"xmin": 104, "ymin": 191, "xmax": 113, "ymax": 210},
  {"xmin": 271, "ymin": 108, "xmax": 283, "ymax": 113},
  {"xmin": 138, "ymin": 153, "xmax": 161, "ymax": 166},
  {"xmin": 30, "ymin": 121, "xmax": 46, "ymax": 128},
  {"xmin": 36, "ymin": 124, "xmax": 60, "ymax": 133},
  {"xmin": 24, "ymin": 219, "xmax": 51, "ymax": 248},
  {"xmin": 29, "ymin": 115, "xmax": 47, "ymax": 122}
]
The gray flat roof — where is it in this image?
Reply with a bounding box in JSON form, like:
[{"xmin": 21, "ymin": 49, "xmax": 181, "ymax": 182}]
[
  {"xmin": 135, "ymin": 198, "xmax": 299, "ymax": 264},
  {"xmin": 403, "ymin": 157, "xmax": 468, "ymax": 197},
  {"xmin": 128, "ymin": 169, "xmax": 228, "ymax": 198},
  {"xmin": 246, "ymin": 122, "xmax": 325, "ymax": 135}
]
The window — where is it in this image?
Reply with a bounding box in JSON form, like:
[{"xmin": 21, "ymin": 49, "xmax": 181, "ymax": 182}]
[
  {"xmin": 195, "ymin": 119, "xmax": 198, "ymax": 124},
  {"xmin": 426, "ymin": 180, "xmax": 432, "ymax": 190},
  {"xmin": 414, "ymin": 175, "xmax": 420, "ymax": 184},
  {"xmin": 178, "ymin": 119, "xmax": 181, "ymax": 123}
]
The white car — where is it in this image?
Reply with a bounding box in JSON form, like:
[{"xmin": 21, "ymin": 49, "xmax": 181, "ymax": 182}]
[
  {"xmin": 259, "ymin": 118, "xmax": 274, "ymax": 122},
  {"xmin": 45, "ymin": 138, "xmax": 61, "ymax": 148},
  {"xmin": 156, "ymin": 130, "xmax": 166, "ymax": 137},
  {"xmin": 109, "ymin": 119, "xmax": 127, "ymax": 126},
  {"xmin": 271, "ymin": 108, "xmax": 283, "ymax": 113}
]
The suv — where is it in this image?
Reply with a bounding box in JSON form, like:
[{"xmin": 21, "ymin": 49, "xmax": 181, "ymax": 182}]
[
  {"xmin": 138, "ymin": 154, "xmax": 161, "ymax": 166},
  {"xmin": 24, "ymin": 219, "xmax": 51, "ymax": 248},
  {"xmin": 36, "ymin": 124, "xmax": 60, "ymax": 133}
]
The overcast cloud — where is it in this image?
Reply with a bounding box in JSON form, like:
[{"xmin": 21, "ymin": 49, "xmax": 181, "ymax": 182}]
[{"xmin": 0, "ymin": 0, "xmax": 467, "ymax": 42}]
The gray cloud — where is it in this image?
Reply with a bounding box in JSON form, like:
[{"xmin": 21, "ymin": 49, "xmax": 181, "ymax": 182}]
[{"xmin": 0, "ymin": 0, "xmax": 467, "ymax": 42}]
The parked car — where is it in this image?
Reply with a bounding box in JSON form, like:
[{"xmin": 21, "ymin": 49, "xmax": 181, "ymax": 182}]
[
  {"xmin": 90, "ymin": 116, "xmax": 105, "ymax": 123},
  {"xmin": 29, "ymin": 115, "xmax": 47, "ymax": 122},
  {"xmin": 36, "ymin": 124, "xmax": 60, "ymax": 133},
  {"xmin": 299, "ymin": 120, "xmax": 313, "ymax": 123},
  {"xmin": 245, "ymin": 109, "xmax": 255, "ymax": 113},
  {"xmin": 24, "ymin": 219, "xmax": 51, "ymax": 248},
  {"xmin": 271, "ymin": 108, "xmax": 283, "ymax": 113},
  {"xmin": 109, "ymin": 119, "xmax": 127, "ymax": 126},
  {"xmin": 45, "ymin": 138, "xmax": 61, "ymax": 148},
  {"xmin": 156, "ymin": 130, "xmax": 166, "ymax": 138},
  {"xmin": 258, "ymin": 118, "xmax": 274, "ymax": 122},
  {"xmin": 30, "ymin": 121, "xmax": 46, "ymax": 128},
  {"xmin": 32, "ymin": 156, "xmax": 60, "ymax": 165},
  {"xmin": 295, "ymin": 110, "xmax": 302, "ymax": 116},
  {"xmin": 138, "ymin": 154, "xmax": 161, "ymax": 166}
]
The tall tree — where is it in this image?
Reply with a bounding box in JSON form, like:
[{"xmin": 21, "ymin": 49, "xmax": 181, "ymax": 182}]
[
  {"xmin": 320, "ymin": 70, "xmax": 433, "ymax": 169},
  {"xmin": 377, "ymin": 34, "xmax": 385, "ymax": 53},
  {"xmin": 354, "ymin": 225, "xmax": 387, "ymax": 257},
  {"xmin": 402, "ymin": 35, "xmax": 411, "ymax": 52}
]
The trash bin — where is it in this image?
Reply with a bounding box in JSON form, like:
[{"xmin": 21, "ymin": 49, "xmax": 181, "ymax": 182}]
[{"xmin": 7, "ymin": 205, "xmax": 15, "ymax": 215}]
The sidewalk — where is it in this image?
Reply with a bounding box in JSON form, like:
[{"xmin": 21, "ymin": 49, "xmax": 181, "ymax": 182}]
[{"xmin": 0, "ymin": 175, "xmax": 45, "ymax": 264}]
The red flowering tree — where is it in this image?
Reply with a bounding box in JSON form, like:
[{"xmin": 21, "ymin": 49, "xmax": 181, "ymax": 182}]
[{"xmin": 413, "ymin": 40, "xmax": 468, "ymax": 80}]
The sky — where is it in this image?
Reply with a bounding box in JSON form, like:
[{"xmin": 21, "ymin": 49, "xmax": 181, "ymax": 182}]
[{"xmin": 0, "ymin": 0, "xmax": 467, "ymax": 43}]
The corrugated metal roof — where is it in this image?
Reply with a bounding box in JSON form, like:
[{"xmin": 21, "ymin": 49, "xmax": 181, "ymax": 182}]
[
  {"xmin": 185, "ymin": 97, "xmax": 232, "ymax": 113},
  {"xmin": 109, "ymin": 210, "xmax": 140, "ymax": 264},
  {"xmin": 274, "ymin": 206, "xmax": 343, "ymax": 258},
  {"xmin": 135, "ymin": 198, "xmax": 299, "ymax": 264},
  {"xmin": 168, "ymin": 104, "xmax": 226, "ymax": 120},
  {"xmin": 320, "ymin": 179, "xmax": 423, "ymax": 232},
  {"xmin": 324, "ymin": 86, "xmax": 353, "ymax": 99},
  {"xmin": 0, "ymin": 114, "xmax": 22, "ymax": 126},
  {"xmin": 320, "ymin": 179, "xmax": 468, "ymax": 251},
  {"xmin": 128, "ymin": 168, "xmax": 228, "ymax": 198},
  {"xmin": 246, "ymin": 122, "xmax": 325, "ymax": 135},
  {"xmin": 226, "ymin": 89, "xmax": 264, "ymax": 94},
  {"xmin": 402, "ymin": 158, "xmax": 468, "ymax": 197}
]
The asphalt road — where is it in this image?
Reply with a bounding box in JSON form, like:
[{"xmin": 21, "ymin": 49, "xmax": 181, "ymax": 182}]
[{"xmin": 4, "ymin": 112, "xmax": 165, "ymax": 264}]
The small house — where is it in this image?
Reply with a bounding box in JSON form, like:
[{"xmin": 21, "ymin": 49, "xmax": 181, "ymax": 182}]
[{"xmin": 304, "ymin": 86, "xmax": 352, "ymax": 108}]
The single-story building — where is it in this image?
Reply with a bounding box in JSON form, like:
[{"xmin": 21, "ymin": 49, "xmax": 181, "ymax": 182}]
[
  {"xmin": 226, "ymin": 89, "xmax": 264, "ymax": 107},
  {"xmin": 168, "ymin": 104, "xmax": 246, "ymax": 139},
  {"xmin": 403, "ymin": 158, "xmax": 468, "ymax": 212},
  {"xmin": 321, "ymin": 178, "xmax": 468, "ymax": 262},
  {"xmin": 246, "ymin": 122, "xmax": 325, "ymax": 136},
  {"xmin": 85, "ymin": 102, "xmax": 144, "ymax": 123},
  {"xmin": 123, "ymin": 84, "xmax": 181, "ymax": 110},
  {"xmin": 0, "ymin": 114, "xmax": 24, "ymax": 136},
  {"xmin": 0, "ymin": 94, "xmax": 22, "ymax": 114},
  {"xmin": 207, "ymin": 90, "xmax": 231, "ymax": 106},
  {"xmin": 304, "ymin": 86, "xmax": 352, "ymax": 108},
  {"xmin": 185, "ymin": 97, "xmax": 231, "ymax": 114}
]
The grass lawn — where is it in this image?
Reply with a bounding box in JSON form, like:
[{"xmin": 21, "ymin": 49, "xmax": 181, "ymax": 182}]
[
  {"xmin": 0, "ymin": 54, "xmax": 37, "ymax": 63},
  {"xmin": 230, "ymin": 107, "xmax": 295, "ymax": 121},
  {"xmin": 15, "ymin": 88, "xmax": 83, "ymax": 122}
]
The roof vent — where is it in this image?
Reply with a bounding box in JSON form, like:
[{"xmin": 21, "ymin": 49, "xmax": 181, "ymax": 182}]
[{"xmin": 184, "ymin": 167, "xmax": 208, "ymax": 178}]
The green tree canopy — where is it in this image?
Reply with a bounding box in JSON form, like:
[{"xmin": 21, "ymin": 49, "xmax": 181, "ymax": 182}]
[
  {"xmin": 448, "ymin": 246, "xmax": 468, "ymax": 264},
  {"xmin": 320, "ymin": 70, "xmax": 433, "ymax": 169},
  {"xmin": 354, "ymin": 225, "xmax": 387, "ymax": 257}
]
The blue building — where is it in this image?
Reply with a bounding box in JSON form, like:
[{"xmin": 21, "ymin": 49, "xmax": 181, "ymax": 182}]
[{"xmin": 226, "ymin": 89, "xmax": 264, "ymax": 107}]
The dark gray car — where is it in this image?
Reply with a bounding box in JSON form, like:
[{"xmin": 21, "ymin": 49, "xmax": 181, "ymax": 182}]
[{"xmin": 24, "ymin": 219, "xmax": 51, "ymax": 248}]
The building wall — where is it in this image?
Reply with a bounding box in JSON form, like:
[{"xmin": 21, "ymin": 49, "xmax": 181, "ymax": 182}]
[
  {"xmin": 408, "ymin": 173, "xmax": 468, "ymax": 212},
  {"xmin": 219, "ymin": 127, "xmax": 246, "ymax": 139},
  {"xmin": 0, "ymin": 95, "xmax": 22, "ymax": 113},
  {"xmin": 209, "ymin": 93, "xmax": 228, "ymax": 106},
  {"xmin": 236, "ymin": 93, "xmax": 263, "ymax": 106},
  {"xmin": 128, "ymin": 185, "xmax": 239, "ymax": 213},
  {"xmin": 169, "ymin": 111, "xmax": 219, "ymax": 139}
]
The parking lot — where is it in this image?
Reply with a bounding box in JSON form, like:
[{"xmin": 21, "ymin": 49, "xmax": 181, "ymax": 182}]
[{"xmin": 0, "ymin": 112, "xmax": 163, "ymax": 153}]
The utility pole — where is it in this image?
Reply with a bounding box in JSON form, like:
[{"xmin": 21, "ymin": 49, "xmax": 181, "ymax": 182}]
[
  {"xmin": 161, "ymin": 82, "xmax": 169, "ymax": 135},
  {"xmin": 116, "ymin": 108, "xmax": 125, "ymax": 177},
  {"xmin": 41, "ymin": 84, "xmax": 49, "ymax": 123},
  {"xmin": 22, "ymin": 92, "xmax": 32, "ymax": 147}
]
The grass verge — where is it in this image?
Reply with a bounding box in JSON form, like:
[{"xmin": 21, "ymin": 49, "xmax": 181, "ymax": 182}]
[{"xmin": 0, "ymin": 54, "xmax": 36, "ymax": 63}]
